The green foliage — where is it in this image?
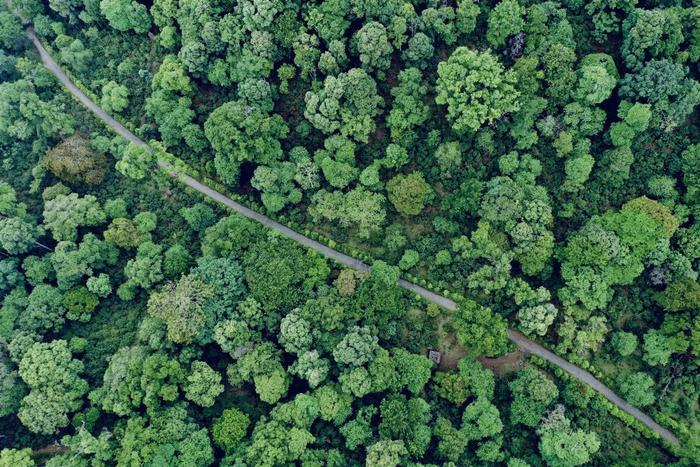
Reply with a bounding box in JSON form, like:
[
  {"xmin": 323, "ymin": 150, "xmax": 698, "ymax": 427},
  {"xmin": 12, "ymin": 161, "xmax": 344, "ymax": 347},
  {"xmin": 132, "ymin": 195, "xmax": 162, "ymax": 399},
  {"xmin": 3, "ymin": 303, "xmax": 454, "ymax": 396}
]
[
  {"xmin": 576, "ymin": 63, "xmax": 616, "ymax": 104},
  {"xmin": 0, "ymin": 12, "xmax": 22, "ymax": 50},
  {"xmin": 366, "ymin": 440, "xmax": 407, "ymax": 467},
  {"xmin": 179, "ymin": 203, "xmax": 216, "ymax": 232},
  {"xmin": 147, "ymin": 274, "xmax": 214, "ymax": 344},
  {"xmin": 486, "ymin": 0, "xmax": 525, "ymax": 47},
  {"xmin": 63, "ymin": 286, "xmax": 99, "ymax": 322},
  {"xmin": 86, "ymin": 273, "xmax": 111, "ymax": 297},
  {"xmin": 201, "ymin": 215, "xmax": 265, "ymax": 258},
  {"xmin": 453, "ymin": 299, "xmax": 509, "ymax": 357},
  {"xmin": 310, "ymin": 188, "xmax": 386, "ymax": 238},
  {"xmin": 0, "ymin": 448, "xmax": 34, "ymax": 467},
  {"xmin": 100, "ymin": 80, "xmax": 129, "ymax": 113},
  {"xmin": 509, "ymin": 367, "xmax": 558, "ymax": 427},
  {"xmin": 379, "ymin": 395, "xmax": 431, "ymax": 458},
  {"xmin": 387, "ymin": 68, "xmax": 429, "ymax": 146},
  {"xmin": 18, "ymin": 340, "xmax": 88, "ymax": 434},
  {"xmin": 118, "ymin": 241, "xmax": 164, "ymax": 300},
  {"xmin": 333, "ymin": 326, "xmax": 379, "ymax": 367},
  {"xmin": 21, "ymin": 283, "xmax": 65, "ymax": 333},
  {"xmin": 213, "ymin": 407, "xmax": 250, "ymax": 454},
  {"xmin": 304, "ymin": 68, "xmax": 384, "ymax": 143},
  {"xmin": 0, "ymin": 217, "xmax": 41, "ymax": 254},
  {"xmin": 539, "ymin": 425, "xmax": 601, "ymax": 467},
  {"xmin": 386, "ymin": 172, "xmax": 432, "ymax": 216},
  {"xmin": 205, "ymin": 100, "xmax": 288, "ymax": 185},
  {"xmin": 620, "ymin": 59, "xmax": 700, "ymax": 131},
  {"xmin": 116, "ymin": 142, "xmax": 155, "ymax": 180},
  {"xmin": 3, "ymin": 0, "xmax": 699, "ymax": 463},
  {"xmin": 354, "ymin": 21, "xmax": 392, "ymax": 74},
  {"xmin": 517, "ymin": 303, "xmax": 557, "ymax": 336},
  {"xmin": 619, "ymin": 372, "xmax": 655, "ymax": 407},
  {"xmin": 559, "ymin": 198, "xmax": 674, "ymax": 310},
  {"xmin": 611, "ymin": 331, "xmax": 638, "ymax": 357},
  {"xmin": 43, "ymin": 192, "xmax": 105, "ymax": 242},
  {"xmin": 642, "ymin": 329, "xmax": 673, "ymax": 367},
  {"xmin": 436, "ymin": 48, "xmax": 519, "ymax": 133},
  {"xmin": 103, "ymin": 217, "xmax": 144, "ymax": 248},
  {"xmin": 99, "ymin": 0, "xmax": 152, "ymax": 33},
  {"xmin": 184, "ymin": 361, "xmax": 223, "ymax": 407}
]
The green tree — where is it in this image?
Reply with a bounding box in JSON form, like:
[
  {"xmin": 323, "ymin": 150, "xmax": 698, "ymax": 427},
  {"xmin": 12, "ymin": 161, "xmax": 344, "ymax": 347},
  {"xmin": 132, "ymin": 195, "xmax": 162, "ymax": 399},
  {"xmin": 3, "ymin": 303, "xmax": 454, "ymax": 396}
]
[
  {"xmin": 116, "ymin": 142, "xmax": 155, "ymax": 180},
  {"xmin": 340, "ymin": 406, "xmax": 376, "ymax": 450},
  {"xmin": 290, "ymin": 351, "xmax": 330, "ymax": 389},
  {"xmin": 619, "ymin": 59, "xmax": 700, "ymax": 131},
  {"xmin": 0, "ymin": 354, "xmax": 24, "ymax": 419},
  {"xmin": 576, "ymin": 64, "xmax": 616, "ymax": 104},
  {"xmin": 101, "ymin": 81, "xmax": 129, "ymax": 113},
  {"xmin": 620, "ymin": 8, "xmax": 683, "ymax": 70},
  {"xmin": 245, "ymin": 419, "xmax": 314, "ymax": 466},
  {"xmin": 100, "ymin": 0, "xmax": 152, "ymax": 33},
  {"xmin": 43, "ymin": 193, "xmax": 105, "ymax": 242},
  {"xmin": 539, "ymin": 426, "xmax": 601, "ymax": 467},
  {"xmin": 353, "ymin": 21, "xmax": 392, "ymax": 74},
  {"xmin": 366, "ymin": 440, "xmax": 407, "ymax": 467},
  {"xmin": 205, "ymin": 100, "xmax": 288, "ymax": 185},
  {"xmin": 201, "ymin": 215, "xmax": 264, "ymax": 258},
  {"xmin": 0, "ymin": 11, "xmax": 22, "ymax": 50},
  {"xmin": 212, "ymin": 407, "xmax": 250, "ymax": 454},
  {"xmin": 436, "ymin": 48, "xmax": 519, "ymax": 133},
  {"xmin": 611, "ymin": 331, "xmax": 638, "ymax": 357},
  {"xmin": 0, "ymin": 258, "xmax": 23, "ymax": 293},
  {"xmin": 147, "ymin": 274, "xmax": 214, "ymax": 344},
  {"xmin": 184, "ymin": 361, "xmax": 223, "ymax": 407},
  {"xmin": 453, "ymin": 299, "xmax": 509, "ymax": 357},
  {"xmin": 179, "ymin": 203, "xmax": 216, "ymax": 232},
  {"xmin": 619, "ymin": 372, "xmax": 655, "ymax": 407},
  {"xmin": 0, "ymin": 448, "xmax": 34, "ymax": 467},
  {"xmin": 279, "ymin": 312, "xmax": 312, "ymax": 354},
  {"xmin": 20, "ymin": 284, "xmax": 65, "ymax": 333},
  {"xmin": 402, "ymin": 33, "xmax": 433, "ymax": 70},
  {"xmin": 387, "ymin": 67, "xmax": 429, "ymax": 146},
  {"xmin": 517, "ymin": 304, "xmax": 557, "ymax": 336},
  {"xmin": 118, "ymin": 241, "xmax": 164, "ymax": 300},
  {"xmin": 386, "ymin": 172, "xmax": 432, "ymax": 216},
  {"xmin": 304, "ymin": 68, "xmax": 384, "ymax": 143},
  {"xmin": 55, "ymin": 35, "xmax": 92, "ymax": 74},
  {"xmin": 310, "ymin": 188, "xmax": 386, "ymax": 238},
  {"xmin": 86, "ymin": 273, "xmax": 111, "ymax": 297},
  {"xmin": 486, "ymin": 0, "xmax": 524, "ymax": 47},
  {"xmin": 392, "ymin": 348, "xmax": 432, "ymax": 395},
  {"xmin": 333, "ymin": 326, "xmax": 379, "ymax": 367},
  {"xmin": 642, "ymin": 330, "xmax": 673, "ymax": 367},
  {"xmin": 378, "ymin": 395, "xmax": 431, "ymax": 458},
  {"xmin": 18, "ymin": 340, "xmax": 88, "ymax": 434},
  {"xmin": 509, "ymin": 367, "xmax": 558, "ymax": 427},
  {"xmin": 462, "ymin": 397, "xmax": 503, "ymax": 440},
  {"xmin": 104, "ymin": 218, "xmax": 144, "ymax": 248},
  {"xmin": 0, "ymin": 217, "xmax": 41, "ymax": 254},
  {"xmin": 314, "ymin": 135, "xmax": 358, "ymax": 189},
  {"xmin": 63, "ymin": 286, "xmax": 98, "ymax": 322}
]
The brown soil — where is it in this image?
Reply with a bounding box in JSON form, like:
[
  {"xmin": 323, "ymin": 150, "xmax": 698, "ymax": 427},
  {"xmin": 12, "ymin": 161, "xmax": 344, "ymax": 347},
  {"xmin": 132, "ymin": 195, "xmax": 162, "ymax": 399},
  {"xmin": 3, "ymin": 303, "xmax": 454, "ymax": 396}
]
[{"xmin": 478, "ymin": 349, "xmax": 526, "ymax": 377}]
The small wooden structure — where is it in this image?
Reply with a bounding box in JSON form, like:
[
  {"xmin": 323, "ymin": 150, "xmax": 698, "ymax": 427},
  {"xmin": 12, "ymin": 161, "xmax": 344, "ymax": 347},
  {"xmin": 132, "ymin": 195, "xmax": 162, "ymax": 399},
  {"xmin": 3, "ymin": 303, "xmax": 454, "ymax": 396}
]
[{"xmin": 428, "ymin": 350, "xmax": 441, "ymax": 365}]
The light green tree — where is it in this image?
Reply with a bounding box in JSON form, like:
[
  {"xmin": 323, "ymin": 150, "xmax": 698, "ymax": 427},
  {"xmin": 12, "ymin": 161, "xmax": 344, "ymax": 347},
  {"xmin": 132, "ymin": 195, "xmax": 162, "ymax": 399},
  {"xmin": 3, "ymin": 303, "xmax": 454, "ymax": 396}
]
[{"xmin": 436, "ymin": 48, "xmax": 519, "ymax": 133}]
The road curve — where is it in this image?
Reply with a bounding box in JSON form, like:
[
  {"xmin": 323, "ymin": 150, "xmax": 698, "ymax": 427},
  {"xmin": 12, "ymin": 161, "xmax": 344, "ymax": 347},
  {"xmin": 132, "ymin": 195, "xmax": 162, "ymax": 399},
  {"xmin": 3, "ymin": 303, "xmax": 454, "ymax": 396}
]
[{"xmin": 25, "ymin": 27, "xmax": 679, "ymax": 446}]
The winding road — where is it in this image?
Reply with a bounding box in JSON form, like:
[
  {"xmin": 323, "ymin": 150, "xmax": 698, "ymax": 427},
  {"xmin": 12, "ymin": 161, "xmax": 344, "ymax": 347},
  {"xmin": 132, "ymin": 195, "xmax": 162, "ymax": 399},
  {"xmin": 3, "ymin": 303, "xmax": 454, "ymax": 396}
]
[{"xmin": 25, "ymin": 27, "xmax": 679, "ymax": 446}]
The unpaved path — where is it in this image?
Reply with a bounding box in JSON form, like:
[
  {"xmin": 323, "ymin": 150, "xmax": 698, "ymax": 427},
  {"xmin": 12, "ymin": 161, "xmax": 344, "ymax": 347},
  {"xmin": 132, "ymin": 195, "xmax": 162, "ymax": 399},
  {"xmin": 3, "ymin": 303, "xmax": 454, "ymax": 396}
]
[{"xmin": 25, "ymin": 27, "xmax": 679, "ymax": 446}]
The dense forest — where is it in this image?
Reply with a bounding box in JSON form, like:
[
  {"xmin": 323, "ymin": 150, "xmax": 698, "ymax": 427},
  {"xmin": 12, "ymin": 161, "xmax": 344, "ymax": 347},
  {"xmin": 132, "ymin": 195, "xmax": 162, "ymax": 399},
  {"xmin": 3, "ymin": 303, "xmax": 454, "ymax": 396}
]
[{"xmin": 0, "ymin": 0, "xmax": 699, "ymax": 464}]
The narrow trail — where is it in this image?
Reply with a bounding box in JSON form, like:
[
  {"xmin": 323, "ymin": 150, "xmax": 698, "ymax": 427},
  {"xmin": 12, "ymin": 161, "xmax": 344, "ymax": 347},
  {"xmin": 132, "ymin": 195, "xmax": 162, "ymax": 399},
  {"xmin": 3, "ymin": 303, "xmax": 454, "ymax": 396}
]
[{"xmin": 25, "ymin": 27, "xmax": 679, "ymax": 446}]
